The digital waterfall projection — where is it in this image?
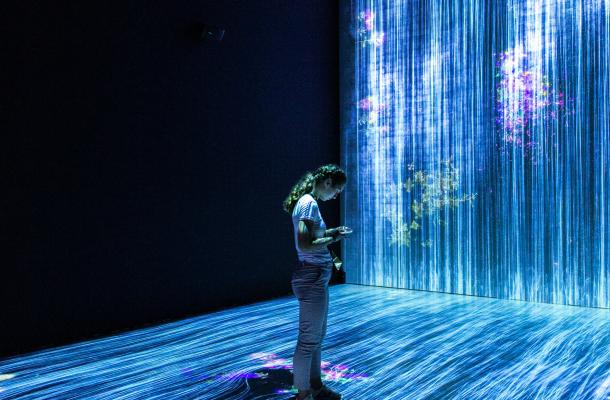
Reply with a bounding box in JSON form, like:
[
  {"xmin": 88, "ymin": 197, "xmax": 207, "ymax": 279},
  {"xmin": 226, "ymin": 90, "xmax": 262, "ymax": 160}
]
[{"xmin": 343, "ymin": 0, "xmax": 610, "ymax": 307}]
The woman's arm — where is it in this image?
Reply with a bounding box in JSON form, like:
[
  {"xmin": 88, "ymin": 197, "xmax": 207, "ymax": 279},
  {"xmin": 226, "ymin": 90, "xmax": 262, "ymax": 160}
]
[
  {"xmin": 325, "ymin": 227, "xmax": 340, "ymax": 238},
  {"xmin": 298, "ymin": 220, "xmax": 340, "ymax": 250},
  {"xmin": 325, "ymin": 226, "xmax": 352, "ymax": 238}
]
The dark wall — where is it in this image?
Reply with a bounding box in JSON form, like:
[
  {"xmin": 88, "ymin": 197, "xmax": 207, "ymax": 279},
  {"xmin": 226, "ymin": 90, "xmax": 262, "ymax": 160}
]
[{"xmin": 1, "ymin": 0, "xmax": 340, "ymax": 358}]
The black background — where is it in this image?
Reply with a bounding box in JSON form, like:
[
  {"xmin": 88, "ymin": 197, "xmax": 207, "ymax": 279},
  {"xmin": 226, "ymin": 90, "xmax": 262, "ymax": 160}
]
[{"xmin": 1, "ymin": 0, "xmax": 341, "ymax": 358}]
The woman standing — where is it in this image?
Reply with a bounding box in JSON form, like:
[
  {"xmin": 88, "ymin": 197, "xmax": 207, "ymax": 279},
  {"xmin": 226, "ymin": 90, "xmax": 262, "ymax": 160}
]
[{"xmin": 283, "ymin": 164, "xmax": 351, "ymax": 400}]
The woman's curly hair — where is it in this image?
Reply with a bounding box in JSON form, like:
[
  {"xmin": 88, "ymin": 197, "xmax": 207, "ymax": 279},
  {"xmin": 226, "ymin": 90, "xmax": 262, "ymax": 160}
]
[{"xmin": 283, "ymin": 164, "xmax": 347, "ymax": 213}]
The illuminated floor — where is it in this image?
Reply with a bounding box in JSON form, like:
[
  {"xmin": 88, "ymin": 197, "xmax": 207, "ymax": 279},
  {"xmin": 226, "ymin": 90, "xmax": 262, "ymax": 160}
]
[{"xmin": 1, "ymin": 285, "xmax": 610, "ymax": 400}]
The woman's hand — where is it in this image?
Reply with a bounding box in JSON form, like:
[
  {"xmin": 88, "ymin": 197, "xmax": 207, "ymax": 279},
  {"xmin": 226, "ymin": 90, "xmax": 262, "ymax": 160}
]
[
  {"xmin": 337, "ymin": 226, "xmax": 353, "ymax": 235},
  {"xmin": 327, "ymin": 226, "xmax": 353, "ymax": 242},
  {"xmin": 332, "ymin": 234, "xmax": 344, "ymax": 243}
]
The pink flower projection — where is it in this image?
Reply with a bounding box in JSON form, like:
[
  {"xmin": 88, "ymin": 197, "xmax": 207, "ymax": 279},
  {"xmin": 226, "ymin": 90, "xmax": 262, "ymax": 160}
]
[
  {"xmin": 358, "ymin": 10, "xmax": 385, "ymax": 48},
  {"xmin": 358, "ymin": 95, "xmax": 388, "ymax": 126},
  {"xmin": 495, "ymin": 48, "xmax": 574, "ymax": 156},
  {"xmin": 249, "ymin": 352, "xmax": 370, "ymax": 383}
]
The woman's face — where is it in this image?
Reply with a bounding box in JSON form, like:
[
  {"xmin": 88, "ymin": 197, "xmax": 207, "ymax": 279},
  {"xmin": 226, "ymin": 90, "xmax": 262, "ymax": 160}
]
[{"xmin": 319, "ymin": 178, "xmax": 345, "ymax": 201}]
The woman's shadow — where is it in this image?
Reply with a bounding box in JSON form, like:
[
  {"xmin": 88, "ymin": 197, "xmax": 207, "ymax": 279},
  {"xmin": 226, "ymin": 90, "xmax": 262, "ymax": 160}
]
[{"xmin": 215, "ymin": 367, "xmax": 296, "ymax": 399}]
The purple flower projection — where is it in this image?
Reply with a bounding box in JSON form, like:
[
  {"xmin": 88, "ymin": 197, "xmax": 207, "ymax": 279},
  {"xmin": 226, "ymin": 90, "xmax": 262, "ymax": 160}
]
[
  {"xmin": 361, "ymin": 10, "xmax": 374, "ymax": 31},
  {"xmin": 356, "ymin": 11, "xmax": 390, "ymax": 138},
  {"xmin": 357, "ymin": 10, "xmax": 385, "ymax": 48},
  {"xmin": 494, "ymin": 48, "xmax": 575, "ymax": 156},
  {"xmin": 358, "ymin": 95, "xmax": 388, "ymax": 126},
  {"xmin": 180, "ymin": 352, "xmax": 371, "ymax": 394},
  {"xmin": 249, "ymin": 352, "xmax": 370, "ymax": 383}
]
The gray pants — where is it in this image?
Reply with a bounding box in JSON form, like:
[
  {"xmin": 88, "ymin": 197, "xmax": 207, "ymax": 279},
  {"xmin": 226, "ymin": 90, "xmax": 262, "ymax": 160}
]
[{"xmin": 291, "ymin": 262, "xmax": 333, "ymax": 391}]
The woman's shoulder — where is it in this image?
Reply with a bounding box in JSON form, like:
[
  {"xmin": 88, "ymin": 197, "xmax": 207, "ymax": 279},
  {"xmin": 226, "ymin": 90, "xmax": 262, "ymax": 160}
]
[
  {"xmin": 293, "ymin": 193, "xmax": 317, "ymax": 213},
  {"xmin": 298, "ymin": 193, "xmax": 316, "ymax": 205},
  {"xmin": 301, "ymin": 193, "xmax": 315, "ymax": 201}
]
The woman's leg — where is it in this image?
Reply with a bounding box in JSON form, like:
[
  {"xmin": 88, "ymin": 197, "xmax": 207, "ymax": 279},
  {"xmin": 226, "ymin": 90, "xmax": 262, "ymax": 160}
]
[
  {"xmin": 309, "ymin": 284, "xmax": 329, "ymax": 388},
  {"xmin": 292, "ymin": 266, "xmax": 331, "ymax": 392}
]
